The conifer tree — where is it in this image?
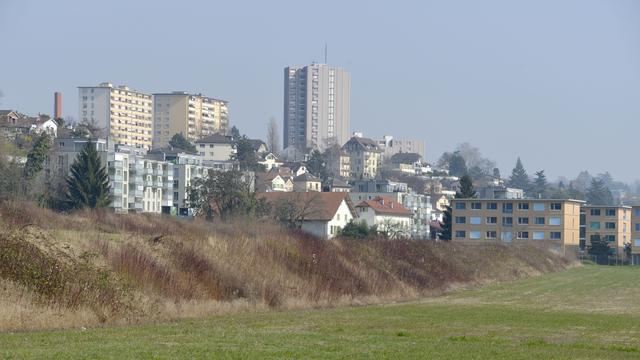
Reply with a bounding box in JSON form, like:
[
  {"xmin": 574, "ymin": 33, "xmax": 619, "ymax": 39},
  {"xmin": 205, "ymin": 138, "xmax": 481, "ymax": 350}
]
[
  {"xmin": 508, "ymin": 157, "xmax": 530, "ymax": 193},
  {"xmin": 456, "ymin": 174, "xmax": 476, "ymax": 198},
  {"xmin": 586, "ymin": 178, "xmax": 614, "ymax": 205},
  {"xmin": 532, "ymin": 170, "xmax": 548, "ymax": 198},
  {"xmin": 66, "ymin": 141, "xmax": 112, "ymax": 209}
]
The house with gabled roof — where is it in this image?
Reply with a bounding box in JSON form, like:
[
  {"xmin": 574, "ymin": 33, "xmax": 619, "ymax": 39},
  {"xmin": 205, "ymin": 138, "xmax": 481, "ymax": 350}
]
[
  {"xmin": 355, "ymin": 196, "xmax": 413, "ymax": 238},
  {"xmin": 258, "ymin": 192, "xmax": 358, "ymax": 238},
  {"xmin": 342, "ymin": 135, "xmax": 382, "ymax": 180}
]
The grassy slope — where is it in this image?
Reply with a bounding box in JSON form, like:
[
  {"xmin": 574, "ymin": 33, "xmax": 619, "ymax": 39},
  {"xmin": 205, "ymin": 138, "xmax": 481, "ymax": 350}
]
[{"xmin": 1, "ymin": 265, "xmax": 639, "ymax": 359}]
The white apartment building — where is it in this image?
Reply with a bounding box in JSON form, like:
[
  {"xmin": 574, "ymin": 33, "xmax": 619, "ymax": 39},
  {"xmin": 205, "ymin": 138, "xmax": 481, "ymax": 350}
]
[
  {"xmin": 153, "ymin": 92, "xmax": 229, "ymax": 149},
  {"xmin": 379, "ymin": 135, "xmax": 426, "ymax": 159},
  {"xmin": 283, "ymin": 64, "xmax": 350, "ymax": 150},
  {"xmin": 78, "ymin": 83, "xmax": 153, "ymax": 150}
]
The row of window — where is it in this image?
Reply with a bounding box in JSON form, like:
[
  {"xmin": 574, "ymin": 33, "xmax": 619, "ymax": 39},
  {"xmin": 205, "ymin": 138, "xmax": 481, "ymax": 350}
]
[
  {"xmin": 588, "ymin": 222, "xmax": 620, "ymax": 230},
  {"xmin": 455, "ymin": 202, "xmax": 563, "ymax": 212},
  {"xmin": 455, "ymin": 230, "xmax": 562, "ymax": 241},
  {"xmin": 588, "ymin": 209, "xmax": 618, "ymax": 216},
  {"xmin": 454, "ymin": 216, "xmax": 561, "ymax": 226}
]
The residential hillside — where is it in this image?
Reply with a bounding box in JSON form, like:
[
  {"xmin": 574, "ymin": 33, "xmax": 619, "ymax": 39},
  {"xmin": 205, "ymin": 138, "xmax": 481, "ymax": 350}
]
[{"xmin": 0, "ymin": 201, "xmax": 574, "ymax": 331}]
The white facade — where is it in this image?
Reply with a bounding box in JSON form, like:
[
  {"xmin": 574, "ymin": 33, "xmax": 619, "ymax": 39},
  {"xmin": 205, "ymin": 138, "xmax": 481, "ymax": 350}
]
[
  {"xmin": 301, "ymin": 199, "xmax": 355, "ymax": 239},
  {"xmin": 284, "ymin": 64, "xmax": 350, "ymax": 149}
]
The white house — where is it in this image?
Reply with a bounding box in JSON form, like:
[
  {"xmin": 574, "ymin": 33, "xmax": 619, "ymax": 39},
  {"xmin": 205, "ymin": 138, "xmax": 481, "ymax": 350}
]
[
  {"xmin": 258, "ymin": 192, "xmax": 357, "ymax": 239},
  {"xmin": 259, "ymin": 152, "xmax": 283, "ymax": 171},
  {"xmin": 31, "ymin": 117, "xmax": 58, "ymax": 137},
  {"xmin": 355, "ymin": 196, "xmax": 413, "ymax": 238}
]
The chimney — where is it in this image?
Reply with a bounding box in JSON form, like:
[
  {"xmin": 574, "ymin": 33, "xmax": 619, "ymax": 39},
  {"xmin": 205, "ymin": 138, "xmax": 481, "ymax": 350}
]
[{"xmin": 54, "ymin": 92, "xmax": 62, "ymax": 119}]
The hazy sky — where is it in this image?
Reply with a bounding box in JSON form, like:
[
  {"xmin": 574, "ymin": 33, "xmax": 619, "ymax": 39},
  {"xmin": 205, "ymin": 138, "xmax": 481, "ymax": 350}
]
[{"xmin": 1, "ymin": 0, "xmax": 639, "ymax": 181}]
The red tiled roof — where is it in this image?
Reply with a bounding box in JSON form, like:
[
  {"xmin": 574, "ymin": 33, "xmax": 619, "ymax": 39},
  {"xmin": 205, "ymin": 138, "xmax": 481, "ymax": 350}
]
[
  {"xmin": 355, "ymin": 196, "xmax": 412, "ymax": 217},
  {"xmin": 257, "ymin": 192, "xmax": 356, "ymax": 221}
]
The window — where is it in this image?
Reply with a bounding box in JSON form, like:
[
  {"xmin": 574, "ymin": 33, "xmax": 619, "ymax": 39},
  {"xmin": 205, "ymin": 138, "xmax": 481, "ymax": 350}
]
[
  {"xmin": 518, "ymin": 203, "xmax": 529, "ymax": 210},
  {"xmin": 486, "ymin": 217, "xmax": 498, "ymax": 224},
  {"xmin": 455, "ymin": 216, "xmax": 466, "ymax": 224},
  {"xmin": 517, "ymin": 217, "xmax": 529, "ymax": 225},
  {"xmin": 635, "ymin": 239, "xmax": 640, "ymax": 247},
  {"xmin": 590, "ymin": 222, "xmax": 601, "ymax": 230},
  {"xmin": 533, "ymin": 232, "xmax": 545, "ymax": 240},
  {"xmin": 604, "ymin": 235, "xmax": 616, "ymax": 242},
  {"xmin": 471, "ymin": 202, "xmax": 482, "ymax": 210},
  {"xmin": 455, "ymin": 202, "xmax": 466, "ymax": 210},
  {"xmin": 533, "ymin": 203, "xmax": 545, "ymax": 211},
  {"xmin": 487, "ymin": 203, "xmax": 498, "ymax": 210},
  {"xmin": 486, "ymin": 231, "xmax": 497, "ymax": 239},
  {"xmin": 502, "ymin": 217, "xmax": 513, "ymax": 227},
  {"xmin": 605, "ymin": 209, "xmax": 616, "ymax": 216},
  {"xmin": 549, "ymin": 217, "xmax": 561, "ymax": 226},
  {"xmin": 502, "ymin": 203, "xmax": 513, "ymax": 213},
  {"xmin": 605, "ymin": 222, "xmax": 616, "ymax": 229},
  {"xmin": 634, "ymin": 209, "xmax": 640, "ymax": 217},
  {"xmin": 635, "ymin": 224, "xmax": 640, "ymax": 232},
  {"xmin": 550, "ymin": 203, "xmax": 562, "ymax": 211},
  {"xmin": 470, "ymin": 231, "xmax": 481, "ymax": 239},
  {"xmin": 501, "ymin": 232, "xmax": 513, "ymax": 242},
  {"xmin": 550, "ymin": 232, "xmax": 562, "ymax": 240},
  {"xmin": 455, "ymin": 231, "xmax": 466, "ymax": 238},
  {"xmin": 517, "ymin": 231, "xmax": 529, "ymax": 239},
  {"xmin": 470, "ymin": 216, "xmax": 481, "ymax": 225},
  {"xmin": 590, "ymin": 209, "xmax": 601, "ymax": 216},
  {"xmin": 535, "ymin": 217, "xmax": 545, "ymax": 225}
]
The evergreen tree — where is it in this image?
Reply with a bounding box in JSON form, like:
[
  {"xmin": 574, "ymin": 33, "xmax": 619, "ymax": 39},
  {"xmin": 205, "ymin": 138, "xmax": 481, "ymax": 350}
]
[
  {"xmin": 586, "ymin": 178, "xmax": 614, "ymax": 205},
  {"xmin": 492, "ymin": 167, "xmax": 501, "ymax": 179},
  {"xmin": 532, "ymin": 170, "xmax": 548, "ymax": 198},
  {"xmin": 233, "ymin": 136, "xmax": 266, "ymax": 172},
  {"xmin": 306, "ymin": 150, "xmax": 328, "ymax": 183},
  {"xmin": 587, "ymin": 234, "xmax": 611, "ymax": 264},
  {"xmin": 439, "ymin": 205, "xmax": 452, "ymax": 240},
  {"xmin": 448, "ymin": 151, "xmax": 467, "ymax": 177},
  {"xmin": 66, "ymin": 141, "xmax": 112, "ymax": 209},
  {"xmin": 508, "ymin": 157, "xmax": 530, "ymax": 193},
  {"xmin": 23, "ymin": 133, "xmax": 51, "ymax": 179},
  {"xmin": 169, "ymin": 133, "xmax": 196, "ymax": 152},
  {"xmin": 229, "ymin": 126, "xmax": 241, "ymax": 141},
  {"xmin": 456, "ymin": 174, "xmax": 476, "ymax": 198}
]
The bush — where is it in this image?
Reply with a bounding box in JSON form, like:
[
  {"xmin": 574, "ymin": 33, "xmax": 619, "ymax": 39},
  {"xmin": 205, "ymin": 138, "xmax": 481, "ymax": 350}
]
[{"xmin": 339, "ymin": 220, "xmax": 372, "ymax": 238}]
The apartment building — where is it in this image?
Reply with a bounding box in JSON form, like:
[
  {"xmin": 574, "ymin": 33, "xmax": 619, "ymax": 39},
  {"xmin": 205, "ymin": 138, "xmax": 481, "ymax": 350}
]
[
  {"xmin": 46, "ymin": 135, "xmax": 174, "ymax": 214},
  {"xmin": 451, "ymin": 199, "xmax": 584, "ymax": 252},
  {"xmin": 631, "ymin": 207, "xmax": 640, "ymax": 254},
  {"xmin": 581, "ymin": 205, "xmax": 631, "ymax": 255},
  {"xmin": 283, "ymin": 63, "xmax": 350, "ymax": 149},
  {"xmin": 153, "ymin": 92, "xmax": 229, "ymax": 149},
  {"xmin": 78, "ymin": 83, "xmax": 153, "ymax": 150},
  {"xmin": 342, "ymin": 136, "xmax": 382, "ymax": 179},
  {"xmin": 194, "ymin": 134, "xmax": 237, "ymax": 171},
  {"xmin": 378, "ymin": 135, "xmax": 426, "ymax": 158}
]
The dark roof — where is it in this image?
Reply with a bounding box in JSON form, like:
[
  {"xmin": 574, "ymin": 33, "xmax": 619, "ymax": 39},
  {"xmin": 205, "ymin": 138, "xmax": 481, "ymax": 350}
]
[
  {"xmin": 196, "ymin": 134, "xmax": 233, "ymax": 144},
  {"xmin": 355, "ymin": 196, "xmax": 412, "ymax": 217},
  {"xmin": 327, "ymin": 177, "xmax": 350, "ymax": 188},
  {"xmin": 293, "ymin": 173, "xmax": 320, "ymax": 182},
  {"xmin": 390, "ymin": 152, "xmax": 422, "ymax": 164},
  {"xmin": 343, "ymin": 136, "xmax": 381, "ymax": 152},
  {"xmin": 257, "ymin": 192, "xmax": 356, "ymax": 221}
]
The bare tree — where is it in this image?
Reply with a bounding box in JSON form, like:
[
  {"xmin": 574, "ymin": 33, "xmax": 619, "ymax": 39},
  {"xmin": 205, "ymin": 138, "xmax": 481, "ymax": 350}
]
[
  {"xmin": 0, "ymin": 89, "xmax": 4, "ymax": 105},
  {"xmin": 266, "ymin": 117, "xmax": 280, "ymax": 154},
  {"xmin": 274, "ymin": 192, "xmax": 324, "ymax": 229}
]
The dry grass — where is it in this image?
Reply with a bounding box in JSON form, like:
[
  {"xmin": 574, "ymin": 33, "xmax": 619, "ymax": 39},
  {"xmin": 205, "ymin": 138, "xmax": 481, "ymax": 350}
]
[{"xmin": 0, "ymin": 200, "xmax": 574, "ymax": 331}]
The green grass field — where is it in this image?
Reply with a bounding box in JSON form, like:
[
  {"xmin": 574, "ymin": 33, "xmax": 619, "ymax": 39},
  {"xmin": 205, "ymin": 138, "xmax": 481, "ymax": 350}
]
[{"xmin": 1, "ymin": 265, "xmax": 640, "ymax": 359}]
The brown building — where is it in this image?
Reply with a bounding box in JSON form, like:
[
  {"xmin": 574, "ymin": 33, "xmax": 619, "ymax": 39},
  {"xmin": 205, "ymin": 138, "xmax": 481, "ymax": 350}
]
[
  {"xmin": 581, "ymin": 206, "xmax": 631, "ymax": 255},
  {"xmin": 451, "ymin": 199, "xmax": 584, "ymax": 253},
  {"xmin": 54, "ymin": 92, "xmax": 62, "ymax": 119}
]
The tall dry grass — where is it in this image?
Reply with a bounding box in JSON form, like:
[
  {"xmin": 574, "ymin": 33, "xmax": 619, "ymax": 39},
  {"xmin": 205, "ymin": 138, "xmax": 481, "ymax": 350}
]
[{"xmin": 0, "ymin": 200, "xmax": 574, "ymax": 331}]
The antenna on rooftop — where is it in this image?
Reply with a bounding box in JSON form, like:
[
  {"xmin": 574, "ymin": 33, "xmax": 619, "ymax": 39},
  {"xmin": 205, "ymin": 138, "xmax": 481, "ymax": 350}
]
[{"xmin": 324, "ymin": 43, "xmax": 328, "ymax": 64}]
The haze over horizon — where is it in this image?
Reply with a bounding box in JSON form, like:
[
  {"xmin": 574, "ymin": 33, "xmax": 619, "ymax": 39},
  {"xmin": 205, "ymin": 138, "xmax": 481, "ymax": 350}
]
[{"xmin": 1, "ymin": 0, "xmax": 639, "ymax": 182}]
